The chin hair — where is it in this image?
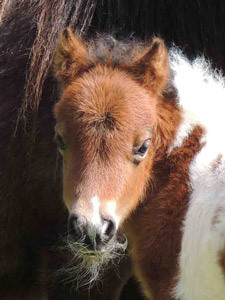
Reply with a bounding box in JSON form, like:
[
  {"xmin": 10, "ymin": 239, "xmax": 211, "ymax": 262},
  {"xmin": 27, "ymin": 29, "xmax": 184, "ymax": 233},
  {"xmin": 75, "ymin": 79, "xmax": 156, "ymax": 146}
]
[{"xmin": 56, "ymin": 233, "xmax": 128, "ymax": 289}]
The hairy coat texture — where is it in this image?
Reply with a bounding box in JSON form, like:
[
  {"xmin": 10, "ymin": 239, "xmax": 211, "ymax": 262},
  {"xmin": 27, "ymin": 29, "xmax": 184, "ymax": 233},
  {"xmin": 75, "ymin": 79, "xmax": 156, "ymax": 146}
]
[
  {"xmin": 54, "ymin": 28, "xmax": 225, "ymax": 300},
  {"xmin": 0, "ymin": 2, "xmax": 134, "ymax": 300},
  {"xmin": 1, "ymin": 1, "xmax": 225, "ymax": 300},
  {"xmin": 127, "ymin": 51, "xmax": 225, "ymax": 299}
]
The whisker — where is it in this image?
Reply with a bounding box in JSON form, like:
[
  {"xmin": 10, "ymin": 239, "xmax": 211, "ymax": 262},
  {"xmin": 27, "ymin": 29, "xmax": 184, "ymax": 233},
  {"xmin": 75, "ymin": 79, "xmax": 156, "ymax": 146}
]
[{"xmin": 55, "ymin": 232, "xmax": 128, "ymax": 290}]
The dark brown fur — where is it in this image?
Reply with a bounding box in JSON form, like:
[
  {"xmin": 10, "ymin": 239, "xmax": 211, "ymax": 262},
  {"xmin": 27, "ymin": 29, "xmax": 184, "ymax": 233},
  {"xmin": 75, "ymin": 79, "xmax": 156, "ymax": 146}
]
[
  {"xmin": 1, "ymin": 1, "xmax": 225, "ymax": 299},
  {"xmin": 53, "ymin": 28, "xmax": 188, "ymax": 299},
  {"xmin": 53, "ymin": 28, "xmax": 207, "ymax": 299},
  {"xmin": 0, "ymin": 3, "xmax": 136, "ymax": 300},
  {"xmin": 54, "ymin": 28, "xmax": 169, "ymax": 220},
  {"xmin": 126, "ymin": 126, "xmax": 204, "ymax": 299}
]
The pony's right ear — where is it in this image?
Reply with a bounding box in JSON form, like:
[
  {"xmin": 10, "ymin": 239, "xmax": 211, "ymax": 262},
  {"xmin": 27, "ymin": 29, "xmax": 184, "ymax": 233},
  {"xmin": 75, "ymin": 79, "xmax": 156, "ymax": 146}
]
[
  {"xmin": 126, "ymin": 37, "xmax": 170, "ymax": 95},
  {"xmin": 54, "ymin": 28, "xmax": 91, "ymax": 85}
]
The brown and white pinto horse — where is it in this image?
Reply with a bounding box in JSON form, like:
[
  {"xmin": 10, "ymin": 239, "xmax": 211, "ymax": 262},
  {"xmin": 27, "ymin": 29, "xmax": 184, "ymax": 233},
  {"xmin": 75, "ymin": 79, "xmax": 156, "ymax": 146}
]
[{"xmin": 54, "ymin": 28, "xmax": 225, "ymax": 300}]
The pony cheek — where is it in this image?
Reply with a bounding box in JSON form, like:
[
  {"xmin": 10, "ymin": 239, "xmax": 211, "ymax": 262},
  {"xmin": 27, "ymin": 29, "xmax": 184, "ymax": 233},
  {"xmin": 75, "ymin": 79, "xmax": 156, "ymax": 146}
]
[
  {"xmin": 133, "ymin": 161, "xmax": 152, "ymax": 202},
  {"xmin": 62, "ymin": 188, "xmax": 73, "ymax": 212},
  {"xmin": 117, "ymin": 174, "xmax": 147, "ymax": 223},
  {"xmin": 62, "ymin": 171, "xmax": 76, "ymax": 212}
]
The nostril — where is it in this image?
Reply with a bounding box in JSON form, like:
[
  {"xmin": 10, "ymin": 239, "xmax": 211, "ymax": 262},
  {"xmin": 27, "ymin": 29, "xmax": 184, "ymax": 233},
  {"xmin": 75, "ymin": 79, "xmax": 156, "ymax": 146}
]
[
  {"xmin": 102, "ymin": 218, "xmax": 116, "ymax": 240},
  {"xmin": 68, "ymin": 214, "xmax": 82, "ymax": 239}
]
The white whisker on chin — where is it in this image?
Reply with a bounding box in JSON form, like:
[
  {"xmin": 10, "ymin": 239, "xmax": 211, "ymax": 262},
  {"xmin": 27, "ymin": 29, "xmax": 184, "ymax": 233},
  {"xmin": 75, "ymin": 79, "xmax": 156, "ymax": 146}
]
[{"xmin": 56, "ymin": 232, "xmax": 128, "ymax": 290}]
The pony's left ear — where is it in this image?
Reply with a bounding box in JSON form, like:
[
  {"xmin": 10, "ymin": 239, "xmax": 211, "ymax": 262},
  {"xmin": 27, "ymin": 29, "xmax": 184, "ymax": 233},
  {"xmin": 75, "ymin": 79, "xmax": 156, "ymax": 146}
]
[
  {"xmin": 54, "ymin": 28, "xmax": 91, "ymax": 85},
  {"xmin": 127, "ymin": 37, "xmax": 170, "ymax": 95}
]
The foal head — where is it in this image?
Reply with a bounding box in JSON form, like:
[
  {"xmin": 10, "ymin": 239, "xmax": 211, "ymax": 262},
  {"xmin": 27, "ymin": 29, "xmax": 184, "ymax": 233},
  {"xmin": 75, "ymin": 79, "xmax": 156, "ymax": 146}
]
[{"xmin": 54, "ymin": 28, "xmax": 170, "ymax": 282}]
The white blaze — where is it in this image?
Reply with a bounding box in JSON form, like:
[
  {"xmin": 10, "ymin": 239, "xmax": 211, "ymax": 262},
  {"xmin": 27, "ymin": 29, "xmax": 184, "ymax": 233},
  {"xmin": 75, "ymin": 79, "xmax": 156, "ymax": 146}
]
[{"xmin": 91, "ymin": 195, "xmax": 101, "ymax": 226}]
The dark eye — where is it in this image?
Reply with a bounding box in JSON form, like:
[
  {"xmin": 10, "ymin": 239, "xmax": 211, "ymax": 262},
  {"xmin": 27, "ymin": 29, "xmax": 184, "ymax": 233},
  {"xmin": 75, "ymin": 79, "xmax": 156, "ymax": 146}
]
[
  {"xmin": 137, "ymin": 141, "xmax": 149, "ymax": 155},
  {"xmin": 133, "ymin": 139, "xmax": 150, "ymax": 161},
  {"xmin": 55, "ymin": 134, "xmax": 66, "ymax": 151}
]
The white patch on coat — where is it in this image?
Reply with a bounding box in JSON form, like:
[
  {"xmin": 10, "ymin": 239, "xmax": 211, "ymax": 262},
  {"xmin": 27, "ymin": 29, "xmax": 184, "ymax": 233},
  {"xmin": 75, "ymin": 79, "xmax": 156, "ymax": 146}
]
[
  {"xmin": 168, "ymin": 110, "xmax": 200, "ymax": 153},
  {"xmin": 169, "ymin": 49, "xmax": 225, "ymax": 299},
  {"xmin": 173, "ymin": 152, "xmax": 225, "ymax": 300},
  {"xmin": 169, "ymin": 48, "xmax": 225, "ymax": 155}
]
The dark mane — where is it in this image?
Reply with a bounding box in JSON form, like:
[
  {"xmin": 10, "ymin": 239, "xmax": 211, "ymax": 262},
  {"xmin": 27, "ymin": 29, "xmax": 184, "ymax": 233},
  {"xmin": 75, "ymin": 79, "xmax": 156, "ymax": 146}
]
[
  {"xmin": 1, "ymin": 0, "xmax": 225, "ymax": 123},
  {"xmin": 0, "ymin": 0, "xmax": 96, "ymax": 122},
  {"xmin": 1, "ymin": 2, "xmax": 225, "ymax": 299}
]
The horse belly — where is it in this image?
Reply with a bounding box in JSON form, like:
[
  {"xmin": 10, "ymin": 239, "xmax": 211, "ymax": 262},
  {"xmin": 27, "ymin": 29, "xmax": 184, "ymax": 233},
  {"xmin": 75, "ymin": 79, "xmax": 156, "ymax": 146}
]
[{"xmin": 174, "ymin": 151, "xmax": 225, "ymax": 300}]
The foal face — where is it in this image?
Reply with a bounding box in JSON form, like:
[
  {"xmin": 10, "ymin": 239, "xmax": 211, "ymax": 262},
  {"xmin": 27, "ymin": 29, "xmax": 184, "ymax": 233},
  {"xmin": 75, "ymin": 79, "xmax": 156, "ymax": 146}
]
[
  {"xmin": 55, "ymin": 67, "xmax": 156, "ymax": 249},
  {"xmin": 54, "ymin": 28, "xmax": 169, "ymax": 255}
]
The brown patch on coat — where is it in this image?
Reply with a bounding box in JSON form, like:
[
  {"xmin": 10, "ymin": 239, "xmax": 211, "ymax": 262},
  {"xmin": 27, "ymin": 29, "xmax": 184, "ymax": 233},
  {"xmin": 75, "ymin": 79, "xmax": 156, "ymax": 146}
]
[
  {"xmin": 211, "ymin": 153, "xmax": 223, "ymax": 171},
  {"xmin": 219, "ymin": 249, "xmax": 225, "ymax": 284},
  {"xmin": 210, "ymin": 154, "xmax": 224, "ymax": 229},
  {"xmin": 211, "ymin": 205, "xmax": 225, "ymax": 230},
  {"xmin": 125, "ymin": 125, "xmax": 204, "ymax": 300}
]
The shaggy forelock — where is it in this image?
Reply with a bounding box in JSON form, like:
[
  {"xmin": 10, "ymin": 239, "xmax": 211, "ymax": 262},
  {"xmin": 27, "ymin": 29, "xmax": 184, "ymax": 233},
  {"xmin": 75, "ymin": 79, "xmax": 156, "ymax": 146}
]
[{"xmin": 88, "ymin": 35, "xmax": 147, "ymax": 66}]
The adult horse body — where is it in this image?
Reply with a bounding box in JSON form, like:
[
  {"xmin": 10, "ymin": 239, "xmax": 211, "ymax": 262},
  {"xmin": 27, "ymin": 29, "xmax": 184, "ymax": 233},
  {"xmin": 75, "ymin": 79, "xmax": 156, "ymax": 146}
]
[{"xmin": 54, "ymin": 29, "xmax": 225, "ymax": 300}]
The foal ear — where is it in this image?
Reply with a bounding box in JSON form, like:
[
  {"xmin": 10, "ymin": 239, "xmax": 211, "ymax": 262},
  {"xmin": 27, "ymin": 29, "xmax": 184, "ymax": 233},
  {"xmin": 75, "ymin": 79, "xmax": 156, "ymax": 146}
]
[
  {"xmin": 54, "ymin": 28, "xmax": 90, "ymax": 85},
  {"xmin": 127, "ymin": 38, "xmax": 170, "ymax": 95}
]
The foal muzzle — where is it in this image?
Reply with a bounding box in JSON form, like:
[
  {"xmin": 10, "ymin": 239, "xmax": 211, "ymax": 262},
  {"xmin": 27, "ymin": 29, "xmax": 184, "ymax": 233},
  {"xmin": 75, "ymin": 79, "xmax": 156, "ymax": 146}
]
[{"xmin": 68, "ymin": 214, "xmax": 116, "ymax": 251}]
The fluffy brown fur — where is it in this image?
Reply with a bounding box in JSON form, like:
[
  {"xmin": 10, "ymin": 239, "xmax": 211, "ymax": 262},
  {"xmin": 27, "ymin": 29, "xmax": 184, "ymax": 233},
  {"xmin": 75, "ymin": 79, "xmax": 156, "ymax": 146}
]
[
  {"xmin": 0, "ymin": 3, "xmax": 138, "ymax": 300},
  {"xmin": 126, "ymin": 126, "xmax": 204, "ymax": 299},
  {"xmin": 53, "ymin": 28, "xmax": 190, "ymax": 298},
  {"xmin": 54, "ymin": 28, "xmax": 169, "ymax": 218},
  {"xmin": 1, "ymin": 1, "xmax": 225, "ymax": 300}
]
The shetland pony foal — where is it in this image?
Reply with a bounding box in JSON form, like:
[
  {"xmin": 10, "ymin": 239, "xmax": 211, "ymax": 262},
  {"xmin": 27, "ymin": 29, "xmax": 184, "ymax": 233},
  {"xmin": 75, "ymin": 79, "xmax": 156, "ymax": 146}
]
[{"xmin": 54, "ymin": 28, "xmax": 225, "ymax": 300}]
